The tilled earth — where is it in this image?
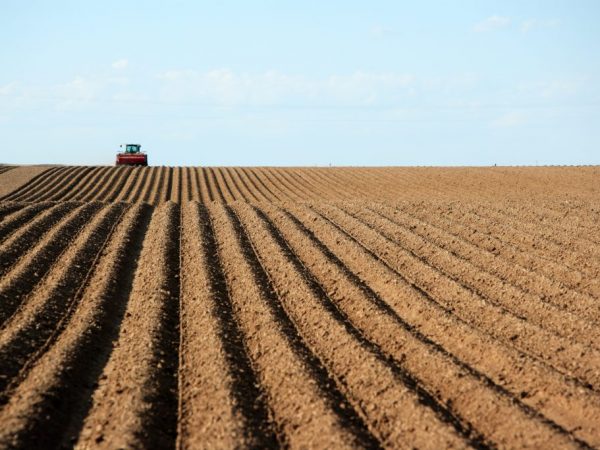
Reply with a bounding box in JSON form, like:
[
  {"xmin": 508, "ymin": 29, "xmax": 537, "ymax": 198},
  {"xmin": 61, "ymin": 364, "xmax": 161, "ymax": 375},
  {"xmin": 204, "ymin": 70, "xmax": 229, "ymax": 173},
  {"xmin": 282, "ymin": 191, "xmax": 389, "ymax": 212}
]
[{"xmin": 0, "ymin": 165, "xmax": 599, "ymax": 449}]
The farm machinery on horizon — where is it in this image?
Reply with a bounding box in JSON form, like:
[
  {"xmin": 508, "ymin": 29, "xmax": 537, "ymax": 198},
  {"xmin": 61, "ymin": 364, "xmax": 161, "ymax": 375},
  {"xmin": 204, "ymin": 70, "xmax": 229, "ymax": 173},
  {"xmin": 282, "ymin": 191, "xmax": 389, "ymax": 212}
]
[{"xmin": 116, "ymin": 144, "xmax": 148, "ymax": 166}]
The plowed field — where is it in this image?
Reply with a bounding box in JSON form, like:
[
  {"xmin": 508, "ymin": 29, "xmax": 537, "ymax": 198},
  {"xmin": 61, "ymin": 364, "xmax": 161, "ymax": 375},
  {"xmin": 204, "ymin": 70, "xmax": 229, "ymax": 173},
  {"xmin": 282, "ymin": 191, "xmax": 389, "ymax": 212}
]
[{"xmin": 0, "ymin": 166, "xmax": 599, "ymax": 449}]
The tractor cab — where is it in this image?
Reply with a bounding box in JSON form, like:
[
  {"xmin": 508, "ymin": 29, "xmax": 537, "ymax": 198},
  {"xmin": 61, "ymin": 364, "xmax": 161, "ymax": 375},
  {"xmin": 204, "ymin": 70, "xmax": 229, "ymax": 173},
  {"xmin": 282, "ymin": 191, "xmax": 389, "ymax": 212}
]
[
  {"xmin": 116, "ymin": 143, "xmax": 148, "ymax": 166},
  {"xmin": 123, "ymin": 144, "xmax": 142, "ymax": 154}
]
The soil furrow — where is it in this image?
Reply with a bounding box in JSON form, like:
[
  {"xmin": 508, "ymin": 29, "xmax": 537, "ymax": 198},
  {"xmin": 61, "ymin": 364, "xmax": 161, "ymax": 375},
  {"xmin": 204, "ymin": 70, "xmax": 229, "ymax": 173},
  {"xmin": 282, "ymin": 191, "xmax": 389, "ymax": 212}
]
[
  {"xmin": 186, "ymin": 203, "xmax": 279, "ymax": 447},
  {"xmin": 0, "ymin": 202, "xmax": 49, "ymax": 244},
  {"xmin": 150, "ymin": 165, "xmax": 167, "ymax": 204},
  {"xmin": 178, "ymin": 202, "xmax": 249, "ymax": 448},
  {"xmin": 58, "ymin": 167, "xmax": 110, "ymax": 202},
  {"xmin": 183, "ymin": 166, "xmax": 192, "ymax": 202},
  {"xmin": 288, "ymin": 203, "xmax": 600, "ymax": 446},
  {"xmin": 0, "ymin": 167, "xmax": 62, "ymax": 201},
  {"xmin": 165, "ymin": 167, "xmax": 184, "ymax": 203},
  {"xmin": 111, "ymin": 167, "xmax": 140, "ymax": 202},
  {"xmin": 394, "ymin": 203, "xmax": 600, "ymax": 322},
  {"xmin": 59, "ymin": 167, "xmax": 104, "ymax": 201},
  {"xmin": 185, "ymin": 167, "xmax": 199, "ymax": 202},
  {"xmin": 199, "ymin": 167, "xmax": 215, "ymax": 202},
  {"xmin": 0, "ymin": 202, "xmax": 25, "ymax": 220},
  {"xmin": 477, "ymin": 203, "xmax": 600, "ymax": 257},
  {"xmin": 15, "ymin": 166, "xmax": 79, "ymax": 202},
  {"xmin": 104, "ymin": 166, "xmax": 135, "ymax": 202},
  {"xmin": 300, "ymin": 169, "xmax": 347, "ymax": 200},
  {"xmin": 296, "ymin": 169, "xmax": 336, "ymax": 198},
  {"xmin": 314, "ymin": 203, "xmax": 600, "ymax": 390},
  {"xmin": 245, "ymin": 167, "xmax": 282, "ymax": 202},
  {"xmin": 206, "ymin": 167, "xmax": 227, "ymax": 203},
  {"xmin": 269, "ymin": 169, "xmax": 310, "ymax": 201},
  {"xmin": 137, "ymin": 166, "xmax": 156, "ymax": 203},
  {"xmin": 161, "ymin": 166, "xmax": 174, "ymax": 203},
  {"xmin": 278, "ymin": 169, "xmax": 316, "ymax": 200},
  {"xmin": 0, "ymin": 166, "xmax": 598, "ymax": 448},
  {"xmin": 485, "ymin": 202, "xmax": 600, "ymax": 244},
  {"xmin": 58, "ymin": 168, "xmax": 97, "ymax": 202},
  {"xmin": 139, "ymin": 167, "xmax": 159, "ymax": 203},
  {"xmin": 0, "ymin": 202, "xmax": 79, "ymax": 277},
  {"xmin": 524, "ymin": 202, "xmax": 600, "ymax": 238},
  {"xmin": 0, "ymin": 204, "xmax": 152, "ymax": 449},
  {"xmin": 36, "ymin": 167, "xmax": 90, "ymax": 202},
  {"xmin": 352, "ymin": 204, "xmax": 600, "ymax": 348},
  {"xmin": 76, "ymin": 202, "xmax": 180, "ymax": 449},
  {"xmin": 97, "ymin": 166, "xmax": 133, "ymax": 202},
  {"xmin": 304, "ymin": 170, "xmax": 341, "ymax": 197},
  {"xmin": 231, "ymin": 167, "xmax": 262, "ymax": 202},
  {"xmin": 200, "ymin": 167, "xmax": 218, "ymax": 201},
  {"xmin": 146, "ymin": 166, "xmax": 164, "ymax": 203},
  {"xmin": 199, "ymin": 167, "xmax": 214, "ymax": 202},
  {"xmin": 219, "ymin": 203, "xmax": 379, "ymax": 448},
  {"xmin": 0, "ymin": 166, "xmax": 16, "ymax": 175},
  {"xmin": 77, "ymin": 167, "xmax": 115, "ymax": 202},
  {"xmin": 306, "ymin": 169, "xmax": 351, "ymax": 200},
  {"xmin": 214, "ymin": 167, "xmax": 237, "ymax": 202},
  {"xmin": 0, "ymin": 204, "xmax": 90, "ymax": 320},
  {"xmin": 267, "ymin": 203, "xmax": 591, "ymax": 448},
  {"xmin": 446, "ymin": 205, "xmax": 600, "ymax": 296},
  {"xmin": 254, "ymin": 168, "xmax": 294, "ymax": 201},
  {"xmin": 270, "ymin": 168, "xmax": 307, "ymax": 201},
  {"xmin": 371, "ymin": 204, "xmax": 600, "ymax": 321},
  {"xmin": 163, "ymin": 167, "xmax": 174, "ymax": 203},
  {"xmin": 222, "ymin": 167, "xmax": 248, "ymax": 202},
  {"xmin": 124, "ymin": 166, "xmax": 151, "ymax": 202},
  {"xmin": 0, "ymin": 203, "xmax": 126, "ymax": 397},
  {"xmin": 233, "ymin": 202, "xmax": 480, "ymax": 449},
  {"xmin": 472, "ymin": 201, "xmax": 600, "ymax": 257}
]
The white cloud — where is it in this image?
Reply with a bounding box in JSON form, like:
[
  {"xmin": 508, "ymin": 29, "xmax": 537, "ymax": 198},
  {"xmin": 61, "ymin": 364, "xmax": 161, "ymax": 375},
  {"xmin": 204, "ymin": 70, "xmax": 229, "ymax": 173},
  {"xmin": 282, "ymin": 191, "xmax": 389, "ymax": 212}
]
[
  {"xmin": 422, "ymin": 73, "xmax": 479, "ymax": 92},
  {"xmin": 107, "ymin": 76, "xmax": 130, "ymax": 86},
  {"xmin": 158, "ymin": 70, "xmax": 194, "ymax": 81},
  {"xmin": 112, "ymin": 59, "xmax": 129, "ymax": 70},
  {"xmin": 60, "ymin": 77, "xmax": 100, "ymax": 99},
  {"xmin": 491, "ymin": 111, "xmax": 527, "ymax": 128},
  {"xmin": 1, "ymin": 76, "xmax": 104, "ymax": 110},
  {"xmin": 473, "ymin": 15, "xmax": 511, "ymax": 33},
  {"xmin": 521, "ymin": 19, "xmax": 560, "ymax": 33},
  {"xmin": 517, "ymin": 78, "xmax": 585, "ymax": 99},
  {"xmin": 111, "ymin": 91, "xmax": 148, "ymax": 102},
  {"xmin": 157, "ymin": 69, "xmax": 415, "ymax": 107},
  {"xmin": 0, "ymin": 75, "xmax": 134, "ymax": 110},
  {"xmin": 474, "ymin": 16, "xmax": 560, "ymax": 34},
  {"xmin": 370, "ymin": 25, "xmax": 397, "ymax": 38},
  {"xmin": 325, "ymin": 72, "xmax": 414, "ymax": 104},
  {"xmin": 53, "ymin": 76, "xmax": 102, "ymax": 110},
  {"xmin": 0, "ymin": 82, "xmax": 19, "ymax": 96}
]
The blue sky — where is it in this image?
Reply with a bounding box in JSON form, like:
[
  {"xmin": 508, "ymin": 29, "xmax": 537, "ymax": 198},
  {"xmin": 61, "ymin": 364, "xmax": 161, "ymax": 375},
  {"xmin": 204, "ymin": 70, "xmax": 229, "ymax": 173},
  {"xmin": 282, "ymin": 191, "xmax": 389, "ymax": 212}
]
[{"xmin": 1, "ymin": 1, "xmax": 599, "ymax": 166}]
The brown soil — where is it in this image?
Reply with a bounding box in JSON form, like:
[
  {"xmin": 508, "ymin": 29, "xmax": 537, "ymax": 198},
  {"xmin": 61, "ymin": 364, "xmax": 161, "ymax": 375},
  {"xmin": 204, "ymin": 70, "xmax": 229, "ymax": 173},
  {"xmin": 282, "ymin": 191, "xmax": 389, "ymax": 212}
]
[
  {"xmin": 0, "ymin": 165, "xmax": 599, "ymax": 449},
  {"xmin": 0, "ymin": 166, "xmax": 54, "ymax": 198},
  {"xmin": 1, "ymin": 166, "xmax": 599, "ymax": 204}
]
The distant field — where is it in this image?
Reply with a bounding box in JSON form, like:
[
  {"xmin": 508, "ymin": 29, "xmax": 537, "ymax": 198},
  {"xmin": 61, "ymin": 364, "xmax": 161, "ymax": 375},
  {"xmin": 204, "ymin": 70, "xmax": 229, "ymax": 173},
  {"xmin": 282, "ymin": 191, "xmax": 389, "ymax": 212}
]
[
  {"xmin": 1, "ymin": 165, "xmax": 599, "ymax": 202},
  {"xmin": 0, "ymin": 166, "xmax": 599, "ymax": 448}
]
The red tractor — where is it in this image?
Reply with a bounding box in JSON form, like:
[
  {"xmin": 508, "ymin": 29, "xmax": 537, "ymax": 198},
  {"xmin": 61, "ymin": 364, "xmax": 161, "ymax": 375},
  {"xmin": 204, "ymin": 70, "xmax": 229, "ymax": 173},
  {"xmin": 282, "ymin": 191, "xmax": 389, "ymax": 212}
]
[{"xmin": 116, "ymin": 144, "xmax": 148, "ymax": 166}]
